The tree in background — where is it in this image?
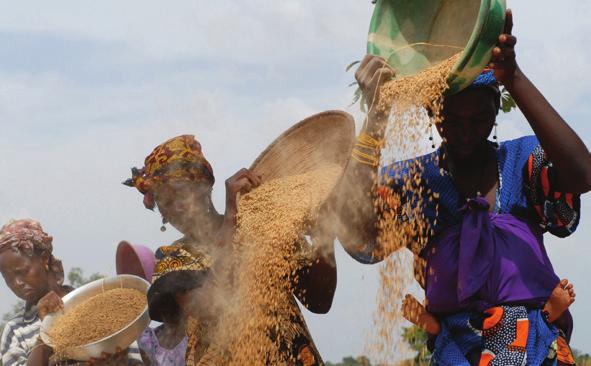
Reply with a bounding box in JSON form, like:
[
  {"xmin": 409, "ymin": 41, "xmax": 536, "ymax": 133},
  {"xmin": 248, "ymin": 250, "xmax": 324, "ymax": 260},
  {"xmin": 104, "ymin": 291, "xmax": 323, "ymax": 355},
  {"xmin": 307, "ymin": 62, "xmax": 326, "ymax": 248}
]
[
  {"xmin": 399, "ymin": 326, "xmax": 431, "ymax": 366},
  {"xmin": 574, "ymin": 349, "xmax": 591, "ymax": 366},
  {"xmin": 326, "ymin": 355, "xmax": 372, "ymax": 366},
  {"xmin": 325, "ymin": 326, "xmax": 430, "ymax": 366},
  {"xmin": 0, "ymin": 302, "xmax": 25, "ymax": 333},
  {"xmin": 67, "ymin": 267, "xmax": 104, "ymax": 288}
]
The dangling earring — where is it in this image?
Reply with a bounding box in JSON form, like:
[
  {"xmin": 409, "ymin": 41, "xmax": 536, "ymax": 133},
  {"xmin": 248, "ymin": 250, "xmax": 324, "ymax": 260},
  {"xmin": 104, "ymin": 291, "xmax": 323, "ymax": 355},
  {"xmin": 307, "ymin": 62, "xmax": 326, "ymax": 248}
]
[
  {"xmin": 429, "ymin": 123, "xmax": 436, "ymax": 149},
  {"xmin": 206, "ymin": 190, "xmax": 214, "ymax": 214},
  {"xmin": 160, "ymin": 217, "xmax": 167, "ymax": 232},
  {"xmin": 493, "ymin": 123, "xmax": 499, "ymax": 146}
]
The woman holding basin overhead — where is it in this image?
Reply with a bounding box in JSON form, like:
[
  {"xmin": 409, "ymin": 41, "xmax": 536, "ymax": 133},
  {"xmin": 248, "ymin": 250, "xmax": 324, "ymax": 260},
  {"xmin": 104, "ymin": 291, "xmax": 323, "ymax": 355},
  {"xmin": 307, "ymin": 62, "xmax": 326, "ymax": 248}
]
[{"xmin": 336, "ymin": 7, "xmax": 591, "ymax": 366}]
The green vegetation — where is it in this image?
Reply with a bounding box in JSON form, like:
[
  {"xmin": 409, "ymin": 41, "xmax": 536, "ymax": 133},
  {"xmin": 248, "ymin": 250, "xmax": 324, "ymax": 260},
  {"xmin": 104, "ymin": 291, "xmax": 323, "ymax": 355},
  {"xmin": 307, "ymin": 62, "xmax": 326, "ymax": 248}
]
[
  {"xmin": 66, "ymin": 267, "xmax": 105, "ymax": 288},
  {"xmin": 326, "ymin": 355, "xmax": 371, "ymax": 366},
  {"xmin": 399, "ymin": 326, "xmax": 431, "ymax": 366},
  {"xmin": 574, "ymin": 349, "xmax": 591, "ymax": 365}
]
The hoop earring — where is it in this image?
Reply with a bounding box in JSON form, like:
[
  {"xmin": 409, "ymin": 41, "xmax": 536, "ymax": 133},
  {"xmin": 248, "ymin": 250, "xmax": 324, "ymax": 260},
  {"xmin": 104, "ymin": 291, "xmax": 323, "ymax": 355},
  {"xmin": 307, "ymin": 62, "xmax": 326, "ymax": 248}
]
[{"xmin": 429, "ymin": 124, "xmax": 435, "ymax": 149}]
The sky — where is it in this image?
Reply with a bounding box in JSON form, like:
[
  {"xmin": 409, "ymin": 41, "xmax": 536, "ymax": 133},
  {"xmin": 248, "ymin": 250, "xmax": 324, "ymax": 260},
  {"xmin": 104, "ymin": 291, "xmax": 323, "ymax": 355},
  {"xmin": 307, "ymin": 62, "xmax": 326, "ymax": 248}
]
[{"xmin": 0, "ymin": 0, "xmax": 590, "ymax": 362}]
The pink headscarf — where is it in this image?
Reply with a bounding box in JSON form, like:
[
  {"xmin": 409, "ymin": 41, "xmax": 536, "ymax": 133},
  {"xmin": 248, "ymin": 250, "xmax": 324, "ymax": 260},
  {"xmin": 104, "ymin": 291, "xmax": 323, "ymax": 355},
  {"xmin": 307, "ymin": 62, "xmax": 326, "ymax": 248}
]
[{"xmin": 0, "ymin": 219, "xmax": 64, "ymax": 285}]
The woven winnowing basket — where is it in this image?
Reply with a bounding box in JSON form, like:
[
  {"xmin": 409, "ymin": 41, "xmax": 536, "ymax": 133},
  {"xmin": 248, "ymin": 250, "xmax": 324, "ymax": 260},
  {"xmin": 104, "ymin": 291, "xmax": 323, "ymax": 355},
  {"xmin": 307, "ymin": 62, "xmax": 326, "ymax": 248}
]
[{"xmin": 250, "ymin": 110, "xmax": 356, "ymax": 184}]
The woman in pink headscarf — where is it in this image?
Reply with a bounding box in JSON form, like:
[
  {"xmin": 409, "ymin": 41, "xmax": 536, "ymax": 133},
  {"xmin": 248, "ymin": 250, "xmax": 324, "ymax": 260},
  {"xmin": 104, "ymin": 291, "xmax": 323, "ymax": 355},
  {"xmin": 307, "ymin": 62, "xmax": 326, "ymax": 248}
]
[{"xmin": 0, "ymin": 219, "xmax": 144, "ymax": 366}]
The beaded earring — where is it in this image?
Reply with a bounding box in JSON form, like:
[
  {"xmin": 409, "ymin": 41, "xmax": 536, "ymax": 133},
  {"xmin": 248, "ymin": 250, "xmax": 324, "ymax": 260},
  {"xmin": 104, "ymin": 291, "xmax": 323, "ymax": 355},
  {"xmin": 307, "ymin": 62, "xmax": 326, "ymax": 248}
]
[
  {"xmin": 493, "ymin": 123, "xmax": 499, "ymax": 146},
  {"xmin": 494, "ymin": 123, "xmax": 498, "ymax": 140}
]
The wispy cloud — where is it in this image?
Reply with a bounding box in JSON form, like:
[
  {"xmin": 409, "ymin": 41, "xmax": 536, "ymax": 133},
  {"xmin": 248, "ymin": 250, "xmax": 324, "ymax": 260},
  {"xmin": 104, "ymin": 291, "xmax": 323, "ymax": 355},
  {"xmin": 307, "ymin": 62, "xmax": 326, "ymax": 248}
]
[{"xmin": 0, "ymin": 0, "xmax": 589, "ymax": 361}]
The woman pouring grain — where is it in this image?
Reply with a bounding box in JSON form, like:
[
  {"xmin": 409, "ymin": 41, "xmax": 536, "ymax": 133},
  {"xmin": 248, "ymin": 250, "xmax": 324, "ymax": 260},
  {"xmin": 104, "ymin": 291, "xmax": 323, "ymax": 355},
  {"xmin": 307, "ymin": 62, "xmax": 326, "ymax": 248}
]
[
  {"xmin": 124, "ymin": 135, "xmax": 336, "ymax": 364},
  {"xmin": 0, "ymin": 219, "xmax": 144, "ymax": 366},
  {"xmin": 336, "ymin": 9, "xmax": 591, "ymax": 365}
]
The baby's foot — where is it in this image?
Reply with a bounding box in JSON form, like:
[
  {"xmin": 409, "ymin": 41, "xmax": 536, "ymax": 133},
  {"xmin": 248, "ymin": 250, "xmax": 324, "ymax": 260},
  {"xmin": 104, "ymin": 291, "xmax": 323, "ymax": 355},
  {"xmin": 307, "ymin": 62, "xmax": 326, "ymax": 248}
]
[
  {"xmin": 402, "ymin": 294, "xmax": 441, "ymax": 335},
  {"xmin": 544, "ymin": 279, "xmax": 576, "ymax": 323}
]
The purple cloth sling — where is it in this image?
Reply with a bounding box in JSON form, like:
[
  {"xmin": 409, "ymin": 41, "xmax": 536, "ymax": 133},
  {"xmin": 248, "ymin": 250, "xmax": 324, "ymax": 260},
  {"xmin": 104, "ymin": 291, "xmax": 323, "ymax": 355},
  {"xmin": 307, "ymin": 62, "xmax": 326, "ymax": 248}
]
[{"xmin": 424, "ymin": 197, "xmax": 560, "ymax": 314}]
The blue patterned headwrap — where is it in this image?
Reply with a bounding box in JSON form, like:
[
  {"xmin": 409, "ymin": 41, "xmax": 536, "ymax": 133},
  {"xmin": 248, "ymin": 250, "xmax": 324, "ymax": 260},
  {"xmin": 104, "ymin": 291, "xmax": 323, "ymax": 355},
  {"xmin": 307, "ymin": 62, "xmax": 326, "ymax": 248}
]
[
  {"xmin": 468, "ymin": 69, "xmax": 501, "ymax": 101},
  {"xmin": 471, "ymin": 69, "xmax": 498, "ymax": 88}
]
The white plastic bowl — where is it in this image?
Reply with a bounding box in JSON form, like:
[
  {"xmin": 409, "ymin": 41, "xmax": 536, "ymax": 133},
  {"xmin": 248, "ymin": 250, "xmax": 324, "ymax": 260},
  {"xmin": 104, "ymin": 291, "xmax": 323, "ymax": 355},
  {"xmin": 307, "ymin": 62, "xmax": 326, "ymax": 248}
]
[{"xmin": 41, "ymin": 274, "xmax": 150, "ymax": 361}]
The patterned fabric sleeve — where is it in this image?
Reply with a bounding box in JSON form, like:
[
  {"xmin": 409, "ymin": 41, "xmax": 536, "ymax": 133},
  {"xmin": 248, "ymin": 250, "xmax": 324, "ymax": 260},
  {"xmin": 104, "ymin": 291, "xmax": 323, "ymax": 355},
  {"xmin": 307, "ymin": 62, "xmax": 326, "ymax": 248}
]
[
  {"xmin": 0, "ymin": 321, "xmax": 28, "ymax": 366},
  {"xmin": 524, "ymin": 145, "xmax": 581, "ymax": 238}
]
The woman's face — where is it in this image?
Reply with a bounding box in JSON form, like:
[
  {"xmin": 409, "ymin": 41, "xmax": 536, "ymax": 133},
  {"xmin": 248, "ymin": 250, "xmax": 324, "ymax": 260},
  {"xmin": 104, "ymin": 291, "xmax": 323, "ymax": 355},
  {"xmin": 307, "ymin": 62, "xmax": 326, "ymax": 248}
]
[
  {"xmin": 437, "ymin": 88, "xmax": 499, "ymax": 159},
  {"xmin": 0, "ymin": 249, "xmax": 50, "ymax": 304},
  {"xmin": 154, "ymin": 180, "xmax": 212, "ymax": 235},
  {"xmin": 175, "ymin": 286, "xmax": 212, "ymax": 319}
]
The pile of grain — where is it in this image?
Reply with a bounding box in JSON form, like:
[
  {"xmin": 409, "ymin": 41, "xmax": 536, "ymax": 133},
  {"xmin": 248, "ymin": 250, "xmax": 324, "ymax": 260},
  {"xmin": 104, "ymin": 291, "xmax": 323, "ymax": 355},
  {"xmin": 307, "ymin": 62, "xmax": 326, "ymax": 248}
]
[
  {"xmin": 48, "ymin": 288, "xmax": 146, "ymax": 353},
  {"xmin": 217, "ymin": 165, "xmax": 341, "ymax": 365},
  {"xmin": 368, "ymin": 54, "xmax": 461, "ymax": 364}
]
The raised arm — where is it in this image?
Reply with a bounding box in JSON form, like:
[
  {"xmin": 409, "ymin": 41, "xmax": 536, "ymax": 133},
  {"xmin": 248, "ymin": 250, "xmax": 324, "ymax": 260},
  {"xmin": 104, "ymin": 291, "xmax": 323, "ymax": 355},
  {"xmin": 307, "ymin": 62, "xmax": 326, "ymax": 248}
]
[
  {"xmin": 218, "ymin": 168, "xmax": 262, "ymax": 248},
  {"xmin": 333, "ymin": 55, "xmax": 395, "ymax": 263},
  {"xmin": 491, "ymin": 9, "xmax": 591, "ymax": 194}
]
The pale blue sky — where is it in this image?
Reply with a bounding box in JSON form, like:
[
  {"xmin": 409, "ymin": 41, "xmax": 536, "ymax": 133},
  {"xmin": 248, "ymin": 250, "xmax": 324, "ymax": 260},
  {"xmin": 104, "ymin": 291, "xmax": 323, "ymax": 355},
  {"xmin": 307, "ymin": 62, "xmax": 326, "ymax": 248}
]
[{"xmin": 0, "ymin": 0, "xmax": 589, "ymax": 362}]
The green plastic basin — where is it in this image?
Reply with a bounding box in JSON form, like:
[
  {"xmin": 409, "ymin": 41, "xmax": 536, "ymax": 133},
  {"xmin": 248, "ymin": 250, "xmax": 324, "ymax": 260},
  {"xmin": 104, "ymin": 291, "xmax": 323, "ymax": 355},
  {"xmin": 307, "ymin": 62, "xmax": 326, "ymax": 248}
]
[{"xmin": 367, "ymin": 0, "xmax": 506, "ymax": 94}]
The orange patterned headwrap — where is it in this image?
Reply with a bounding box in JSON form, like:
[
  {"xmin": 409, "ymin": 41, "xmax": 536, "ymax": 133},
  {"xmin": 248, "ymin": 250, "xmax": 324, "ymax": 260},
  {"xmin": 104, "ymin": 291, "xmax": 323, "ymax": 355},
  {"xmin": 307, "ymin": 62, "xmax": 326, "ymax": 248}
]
[{"xmin": 124, "ymin": 135, "xmax": 214, "ymax": 210}]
